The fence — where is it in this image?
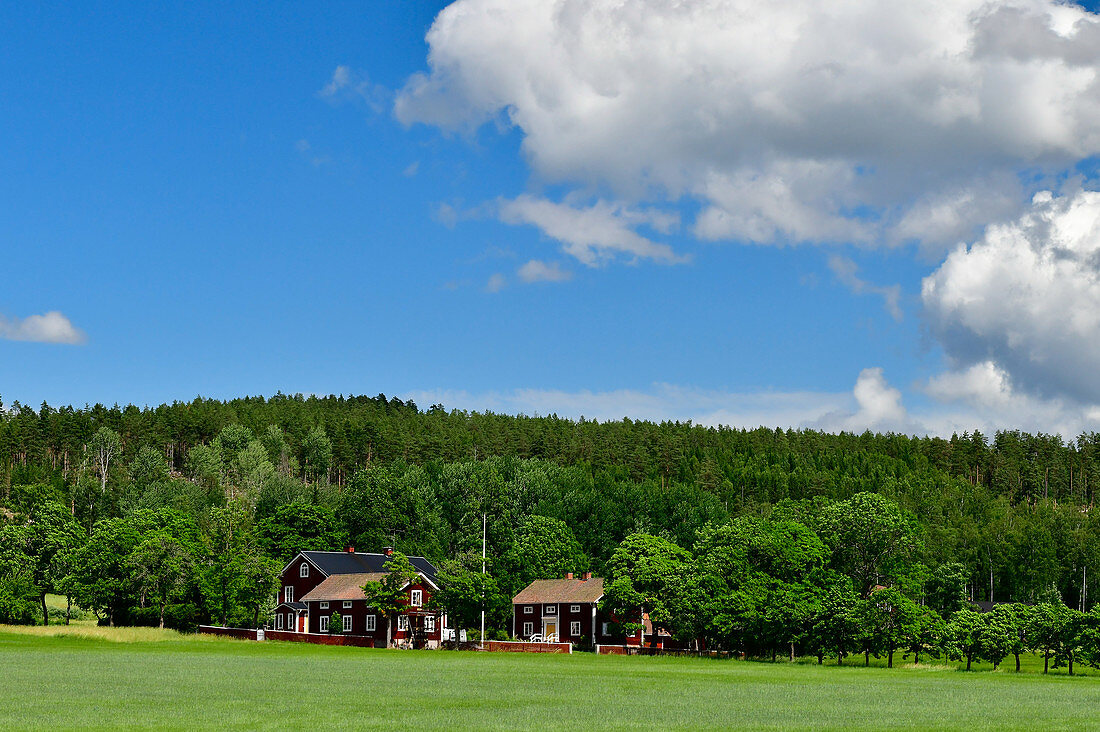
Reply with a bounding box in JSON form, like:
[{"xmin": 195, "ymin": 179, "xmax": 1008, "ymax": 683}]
[
  {"xmin": 197, "ymin": 626, "xmax": 375, "ymax": 648},
  {"xmin": 596, "ymin": 645, "xmax": 732, "ymax": 658},
  {"xmin": 484, "ymin": 640, "xmax": 572, "ymax": 654}
]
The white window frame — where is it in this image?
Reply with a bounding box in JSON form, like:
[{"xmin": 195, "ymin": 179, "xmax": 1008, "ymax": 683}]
[
  {"xmin": 523, "ymin": 606, "xmax": 533, "ymax": 614},
  {"xmin": 343, "ymin": 614, "xmax": 352, "ymax": 633},
  {"xmin": 287, "ymin": 613, "xmax": 294, "ymax": 629},
  {"xmin": 523, "ymin": 621, "xmax": 534, "ymax": 636},
  {"xmin": 398, "ymin": 615, "xmax": 409, "ymax": 631},
  {"xmin": 570, "ymin": 604, "xmax": 581, "ymax": 613},
  {"xmin": 300, "ymin": 563, "xmax": 309, "ymax": 578},
  {"xmin": 320, "ymin": 601, "xmax": 329, "ymax": 610},
  {"xmin": 284, "ymin": 586, "xmax": 293, "ymax": 603},
  {"xmin": 570, "ymin": 621, "xmax": 581, "ymax": 636},
  {"xmin": 366, "ymin": 615, "xmax": 376, "ymax": 632},
  {"xmin": 276, "ymin": 613, "xmax": 284, "ymax": 630},
  {"xmin": 425, "ymin": 616, "xmax": 436, "ymax": 633},
  {"xmin": 343, "ymin": 600, "xmax": 353, "ymax": 609},
  {"xmin": 320, "ymin": 615, "xmax": 329, "ymax": 633},
  {"xmin": 601, "ymin": 622, "xmax": 610, "ymax": 635},
  {"xmin": 410, "ymin": 590, "xmax": 423, "ymax": 607},
  {"xmin": 545, "ymin": 604, "xmax": 557, "ymax": 615}
]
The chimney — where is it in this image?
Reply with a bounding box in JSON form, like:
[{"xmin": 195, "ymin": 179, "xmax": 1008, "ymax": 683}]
[
  {"xmin": 582, "ymin": 572, "xmax": 592, "ymax": 581},
  {"xmin": 383, "ymin": 546, "xmax": 394, "ymax": 556},
  {"xmin": 565, "ymin": 572, "xmax": 574, "ymax": 580},
  {"xmin": 346, "ymin": 546, "xmax": 355, "ymax": 554}
]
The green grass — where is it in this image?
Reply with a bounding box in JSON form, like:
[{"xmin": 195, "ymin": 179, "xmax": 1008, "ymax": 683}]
[{"xmin": 5, "ymin": 631, "xmax": 1100, "ymax": 730}]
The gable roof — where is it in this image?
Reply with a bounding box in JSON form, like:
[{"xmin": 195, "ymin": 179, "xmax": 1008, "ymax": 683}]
[
  {"xmin": 286, "ymin": 551, "xmax": 439, "ymax": 586},
  {"xmin": 300, "ymin": 573, "xmax": 387, "ymax": 602},
  {"xmin": 513, "ymin": 578, "xmax": 605, "ymax": 605}
]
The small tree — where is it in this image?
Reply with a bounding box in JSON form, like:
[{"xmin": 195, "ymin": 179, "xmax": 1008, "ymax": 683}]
[
  {"xmin": 89, "ymin": 427, "xmax": 122, "ymax": 495},
  {"xmin": 942, "ymin": 609, "xmax": 985, "ymax": 671},
  {"xmin": 361, "ymin": 552, "xmax": 420, "ymax": 648},
  {"xmin": 330, "ymin": 612, "xmax": 342, "ymax": 635},
  {"xmin": 128, "ymin": 532, "xmax": 192, "ymax": 629}
]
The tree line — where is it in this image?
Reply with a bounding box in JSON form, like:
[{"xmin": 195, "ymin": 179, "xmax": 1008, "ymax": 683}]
[{"xmin": 2, "ymin": 393, "xmax": 1100, "ymax": 646}]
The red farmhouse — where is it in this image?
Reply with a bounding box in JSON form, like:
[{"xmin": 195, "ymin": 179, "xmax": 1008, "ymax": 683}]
[
  {"xmin": 274, "ymin": 548, "xmax": 445, "ymax": 648},
  {"xmin": 511, "ymin": 573, "xmax": 618, "ymax": 646}
]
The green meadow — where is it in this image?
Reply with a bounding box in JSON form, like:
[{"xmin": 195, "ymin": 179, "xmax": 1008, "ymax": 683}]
[{"xmin": 4, "ymin": 626, "xmax": 1100, "ymax": 730}]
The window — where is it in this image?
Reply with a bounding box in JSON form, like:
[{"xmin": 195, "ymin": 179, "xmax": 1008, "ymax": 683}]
[
  {"xmin": 320, "ymin": 601, "xmax": 329, "ymax": 610},
  {"xmin": 398, "ymin": 616, "xmax": 409, "ymax": 631},
  {"xmin": 410, "ymin": 590, "xmax": 423, "ymax": 607},
  {"xmin": 284, "ymin": 586, "xmax": 293, "ymax": 603},
  {"xmin": 523, "ymin": 622, "xmax": 534, "ymax": 636},
  {"xmin": 320, "ymin": 615, "xmax": 329, "ymax": 632},
  {"xmin": 545, "ymin": 605, "xmax": 557, "ymax": 615},
  {"xmin": 425, "ymin": 616, "xmax": 436, "ymax": 633},
  {"xmin": 601, "ymin": 622, "xmax": 610, "ymax": 635},
  {"xmin": 570, "ymin": 621, "xmax": 581, "ymax": 636},
  {"xmin": 523, "ymin": 606, "xmax": 533, "ymax": 614},
  {"xmin": 300, "ymin": 563, "xmax": 309, "ymax": 578},
  {"xmin": 276, "ymin": 614, "xmax": 284, "ymax": 630},
  {"xmin": 287, "ymin": 613, "xmax": 294, "ymax": 629},
  {"xmin": 343, "ymin": 614, "xmax": 352, "ymax": 633},
  {"xmin": 343, "ymin": 600, "xmax": 353, "ymax": 609},
  {"xmin": 570, "ymin": 605, "xmax": 581, "ymax": 613},
  {"xmin": 366, "ymin": 615, "xmax": 376, "ymax": 632}
]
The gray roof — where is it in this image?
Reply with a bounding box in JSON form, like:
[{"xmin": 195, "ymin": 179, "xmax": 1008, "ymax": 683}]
[
  {"xmin": 276, "ymin": 601, "xmax": 307, "ymax": 611},
  {"xmin": 300, "ymin": 551, "xmax": 439, "ymax": 585}
]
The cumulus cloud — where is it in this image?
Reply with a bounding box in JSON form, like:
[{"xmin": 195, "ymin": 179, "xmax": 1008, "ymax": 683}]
[
  {"xmin": 827, "ymin": 255, "xmax": 902, "ymax": 321},
  {"xmin": 0, "ymin": 311, "xmax": 86, "ymax": 345},
  {"xmin": 398, "ymin": 0, "xmax": 1100, "ymax": 250},
  {"xmin": 485, "ymin": 273, "xmax": 506, "ymax": 293},
  {"xmin": 923, "ymin": 188, "xmax": 1100, "ymax": 404},
  {"xmin": 518, "ymin": 259, "xmax": 572, "ymax": 283},
  {"xmin": 499, "ymin": 195, "xmax": 685, "ymax": 266}
]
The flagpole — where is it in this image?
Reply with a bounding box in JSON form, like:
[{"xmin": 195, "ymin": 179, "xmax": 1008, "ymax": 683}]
[{"xmin": 480, "ymin": 512, "xmax": 486, "ymax": 649}]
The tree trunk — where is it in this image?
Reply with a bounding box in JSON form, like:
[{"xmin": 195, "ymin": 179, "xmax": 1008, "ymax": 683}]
[
  {"xmin": 386, "ymin": 614, "xmax": 393, "ymax": 648},
  {"xmin": 915, "ymin": 648, "xmax": 921, "ymax": 665},
  {"xmin": 1044, "ymin": 649, "xmax": 1050, "ymax": 674},
  {"xmin": 817, "ymin": 652, "xmax": 823, "ymax": 665},
  {"xmin": 1015, "ymin": 653, "xmax": 1021, "ymax": 672},
  {"xmin": 865, "ymin": 649, "xmax": 870, "ymax": 666},
  {"xmin": 40, "ymin": 593, "xmax": 49, "ymax": 626},
  {"xmin": 771, "ymin": 648, "xmax": 777, "ymax": 662},
  {"xmin": 888, "ymin": 648, "xmax": 894, "ymax": 668},
  {"xmin": 966, "ymin": 652, "xmax": 972, "ymax": 671},
  {"xmin": 1069, "ymin": 654, "xmax": 1074, "ymax": 676},
  {"xmin": 159, "ymin": 602, "xmax": 166, "ymax": 629},
  {"xmin": 65, "ymin": 595, "xmax": 71, "ymax": 626},
  {"xmin": 790, "ymin": 641, "xmax": 795, "ymax": 662}
]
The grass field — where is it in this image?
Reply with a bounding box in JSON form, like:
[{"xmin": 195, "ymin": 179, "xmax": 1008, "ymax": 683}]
[{"xmin": 5, "ymin": 626, "xmax": 1100, "ymax": 730}]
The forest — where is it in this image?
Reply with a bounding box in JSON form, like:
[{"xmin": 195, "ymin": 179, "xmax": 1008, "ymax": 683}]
[{"xmin": 2, "ymin": 391, "xmax": 1100, "ymax": 663}]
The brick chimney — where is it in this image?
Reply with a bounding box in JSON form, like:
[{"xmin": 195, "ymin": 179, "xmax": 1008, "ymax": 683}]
[
  {"xmin": 582, "ymin": 572, "xmax": 592, "ymax": 581},
  {"xmin": 346, "ymin": 546, "xmax": 355, "ymax": 553},
  {"xmin": 383, "ymin": 546, "xmax": 394, "ymax": 556},
  {"xmin": 565, "ymin": 572, "xmax": 574, "ymax": 580}
]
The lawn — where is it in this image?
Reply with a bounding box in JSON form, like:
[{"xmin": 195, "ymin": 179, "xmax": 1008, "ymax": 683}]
[{"xmin": 4, "ymin": 628, "xmax": 1100, "ymax": 730}]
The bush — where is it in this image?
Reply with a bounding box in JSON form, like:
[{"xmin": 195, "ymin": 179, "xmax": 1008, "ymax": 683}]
[
  {"xmin": 0, "ymin": 571, "xmax": 41, "ymax": 625},
  {"xmin": 330, "ymin": 612, "xmax": 342, "ymax": 634}
]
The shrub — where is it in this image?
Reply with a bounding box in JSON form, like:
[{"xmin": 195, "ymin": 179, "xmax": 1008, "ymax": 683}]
[
  {"xmin": 330, "ymin": 612, "xmax": 342, "ymax": 634},
  {"xmin": 0, "ymin": 571, "xmax": 41, "ymax": 625}
]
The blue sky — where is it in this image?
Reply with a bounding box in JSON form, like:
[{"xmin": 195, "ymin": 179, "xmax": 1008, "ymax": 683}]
[{"xmin": 5, "ymin": 1, "xmax": 1100, "ymax": 436}]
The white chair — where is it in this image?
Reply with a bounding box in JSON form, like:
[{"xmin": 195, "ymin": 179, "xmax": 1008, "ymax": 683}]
[{"xmin": 529, "ymin": 633, "xmax": 543, "ymax": 643}]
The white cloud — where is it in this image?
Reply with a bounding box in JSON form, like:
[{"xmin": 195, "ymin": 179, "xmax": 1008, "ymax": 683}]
[
  {"xmin": 518, "ymin": 259, "xmax": 572, "ymax": 283},
  {"xmin": 319, "ymin": 66, "xmax": 389, "ymax": 112},
  {"xmin": 923, "ymin": 188, "xmax": 1100, "ymax": 404},
  {"xmin": 827, "ymin": 255, "xmax": 902, "ymax": 321},
  {"xmin": 499, "ymin": 195, "xmax": 685, "ymax": 266},
  {"xmin": 485, "ymin": 273, "xmax": 506, "ymax": 293},
  {"xmin": 398, "ymin": 0, "xmax": 1100, "ymax": 250},
  {"xmin": 0, "ymin": 311, "xmax": 86, "ymax": 345},
  {"xmin": 403, "ymin": 161, "xmax": 420, "ymax": 178}
]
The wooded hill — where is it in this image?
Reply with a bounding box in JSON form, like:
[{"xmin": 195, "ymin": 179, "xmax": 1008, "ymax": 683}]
[{"xmin": 2, "ymin": 392, "xmax": 1099, "ymax": 621}]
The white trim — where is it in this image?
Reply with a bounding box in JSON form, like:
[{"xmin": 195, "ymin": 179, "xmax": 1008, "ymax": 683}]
[
  {"xmin": 398, "ymin": 616, "xmax": 409, "ymax": 632},
  {"xmin": 545, "ymin": 604, "xmax": 557, "ymax": 616},
  {"xmin": 570, "ymin": 621, "xmax": 581, "ymax": 636},
  {"xmin": 522, "ymin": 621, "xmax": 534, "ymax": 636},
  {"xmin": 284, "ymin": 586, "xmax": 294, "ymax": 603},
  {"xmin": 425, "ymin": 616, "xmax": 436, "ymax": 633},
  {"xmin": 320, "ymin": 615, "xmax": 329, "ymax": 633},
  {"xmin": 343, "ymin": 614, "xmax": 352, "ymax": 633},
  {"xmin": 299, "ymin": 562, "xmax": 309, "ymax": 578},
  {"xmin": 276, "ymin": 613, "xmax": 284, "ymax": 630},
  {"xmin": 343, "ymin": 600, "xmax": 353, "ymax": 609},
  {"xmin": 523, "ymin": 606, "xmax": 533, "ymax": 614},
  {"xmin": 410, "ymin": 590, "xmax": 423, "ymax": 607},
  {"xmin": 279, "ymin": 552, "xmax": 328, "ymax": 579},
  {"xmin": 570, "ymin": 604, "xmax": 581, "ymax": 613},
  {"xmin": 366, "ymin": 615, "xmax": 376, "ymax": 632},
  {"xmin": 320, "ymin": 601, "xmax": 329, "ymax": 610}
]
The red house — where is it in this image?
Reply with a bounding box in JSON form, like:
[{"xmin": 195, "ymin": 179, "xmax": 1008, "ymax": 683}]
[
  {"xmin": 511, "ymin": 573, "xmax": 619, "ymax": 646},
  {"xmin": 274, "ymin": 548, "xmax": 446, "ymax": 648}
]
